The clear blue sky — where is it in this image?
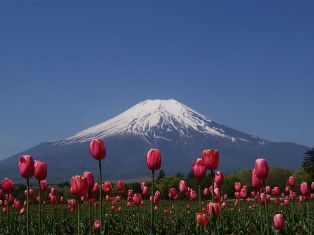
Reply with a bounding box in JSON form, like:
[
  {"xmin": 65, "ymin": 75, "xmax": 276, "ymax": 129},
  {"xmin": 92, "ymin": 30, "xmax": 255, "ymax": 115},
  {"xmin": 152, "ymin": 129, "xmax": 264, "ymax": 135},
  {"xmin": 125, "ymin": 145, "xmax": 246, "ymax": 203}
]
[{"xmin": 0, "ymin": 1, "xmax": 313, "ymax": 160}]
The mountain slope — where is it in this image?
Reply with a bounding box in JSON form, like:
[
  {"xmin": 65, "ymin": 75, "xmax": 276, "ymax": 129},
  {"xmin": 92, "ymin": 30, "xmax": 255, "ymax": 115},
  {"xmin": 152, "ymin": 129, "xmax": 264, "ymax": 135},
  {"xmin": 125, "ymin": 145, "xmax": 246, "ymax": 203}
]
[{"xmin": 0, "ymin": 99, "xmax": 308, "ymax": 182}]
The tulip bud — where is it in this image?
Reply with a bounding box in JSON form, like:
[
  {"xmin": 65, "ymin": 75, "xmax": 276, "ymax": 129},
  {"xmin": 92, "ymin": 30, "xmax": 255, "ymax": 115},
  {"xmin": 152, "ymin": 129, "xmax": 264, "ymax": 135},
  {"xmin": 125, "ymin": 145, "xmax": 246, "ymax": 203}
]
[
  {"xmin": 90, "ymin": 138, "xmax": 106, "ymax": 160},
  {"xmin": 196, "ymin": 212, "xmax": 208, "ymax": 226},
  {"xmin": 273, "ymin": 214, "xmax": 285, "ymax": 230},
  {"xmin": 1, "ymin": 178, "xmax": 14, "ymax": 193},
  {"xmin": 214, "ymin": 171, "xmax": 224, "ymax": 187},
  {"xmin": 34, "ymin": 160, "xmax": 47, "ymax": 181},
  {"xmin": 192, "ymin": 158, "xmax": 206, "ymax": 179},
  {"xmin": 146, "ymin": 149, "xmax": 161, "ymax": 171},
  {"xmin": 18, "ymin": 155, "xmax": 34, "ymax": 178},
  {"xmin": 254, "ymin": 158, "xmax": 268, "ymax": 180},
  {"xmin": 202, "ymin": 149, "xmax": 219, "ymax": 170},
  {"xmin": 94, "ymin": 219, "xmax": 102, "ymax": 231}
]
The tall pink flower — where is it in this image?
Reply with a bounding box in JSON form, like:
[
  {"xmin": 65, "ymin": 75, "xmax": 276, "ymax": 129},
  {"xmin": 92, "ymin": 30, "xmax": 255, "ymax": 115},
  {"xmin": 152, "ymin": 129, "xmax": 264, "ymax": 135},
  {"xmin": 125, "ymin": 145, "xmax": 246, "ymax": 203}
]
[
  {"xmin": 89, "ymin": 138, "xmax": 106, "ymax": 160},
  {"xmin": 1, "ymin": 178, "xmax": 14, "ymax": 193},
  {"xmin": 18, "ymin": 155, "xmax": 34, "ymax": 178},
  {"xmin": 202, "ymin": 149, "xmax": 219, "ymax": 170},
  {"xmin": 40, "ymin": 180, "xmax": 47, "ymax": 192},
  {"xmin": 133, "ymin": 194, "xmax": 143, "ymax": 206},
  {"xmin": 179, "ymin": 180, "xmax": 188, "ymax": 193},
  {"xmin": 192, "ymin": 158, "xmax": 206, "ymax": 179},
  {"xmin": 70, "ymin": 175, "xmax": 88, "ymax": 197},
  {"xmin": 146, "ymin": 149, "xmax": 161, "ymax": 171},
  {"xmin": 34, "ymin": 160, "xmax": 47, "ymax": 181},
  {"xmin": 254, "ymin": 158, "xmax": 268, "ymax": 180},
  {"xmin": 83, "ymin": 171, "xmax": 95, "ymax": 191},
  {"xmin": 234, "ymin": 182, "xmax": 241, "ymax": 192},
  {"xmin": 252, "ymin": 168, "xmax": 263, "ymax": 189},
  {"xmin": 300, "ymin": 182, "xmax": 310, "ymax": 196},
  {"xmin": 287, "ymin": 176, "xmax": 296, "ymax": 186},
  {"xmin": 273, "ymin": 214, "xmax": 285, "ymax": 230},
  {"xmin": 214, "ymin": 171, "xmax": 224, "ymax": 187}
]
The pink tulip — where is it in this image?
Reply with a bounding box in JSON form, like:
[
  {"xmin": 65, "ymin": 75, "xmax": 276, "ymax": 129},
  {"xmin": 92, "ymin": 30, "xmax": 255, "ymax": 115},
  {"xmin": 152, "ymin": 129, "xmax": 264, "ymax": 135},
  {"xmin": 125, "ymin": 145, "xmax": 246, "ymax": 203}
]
[
  {"xmin": 133, "ymin": 194, "xmax": 143, "ymax": 206},
  {"xmin": 287, "ymin": 176, "xmax": 296, "ymax": 187},
  {"xmin": 192, "ymin": 158, "xmax": 206, "ymax": 179},
  {"xmin": 90, "ymin": 138, "xmax": 106, "ymax": 160},
  {"xmin": 142, "ymin": 186, "xmax": 149, "ymax": 197},
  {"xmin": 140, "ymin": 182, "xmax": 147, "ymax": 191},
  {"xmin": 102, "ymin": 181, "xmax": 112, "ymax": 195},
  {"xmin": 94, "ymin": 219, "xmax": 102, "ymax": 231},
  {"xmin": 214, "ymin": 171, "xmax": 224, "ymax": 187},
  {"xmin": 40, "ymin": 180, "xmax": 47, "ymax": 192},
  {"xmin": 203, "ymin": 188, "xmax": 210, "ymax": 197},
  {"xmin": 67, "ymin": 199, "xmax": 77, "ymax": 211},
  {"xmin": 202, "ymin": 149, "xmax": 219, "ymax": 170},
  {"xmin": 70, "ymin": 175, "xmax": 88, "ymax": 197},
  {"xmin": 272, "ymin": 187, "xmax": 280, "ymax": 196},
  {"xmin": 179, "ymin": 180, "xmax": 188, "ymax": 193},
  {"xmin": 254, "ymin": 158, "xmax": 268, "ymax": 180},
  {"xmin": 18, "ymin": 155, "xmax": 34, "ymax": 178},
  {"xmin": 240, "ymin": 188, "xmax": 248, "ymax": 199},
  {"xmin": 50, "ymin": 187, "xmax": 57, "ymax": 195},
  {"xmin": 154, "ymin": 191, "xmax": 161, "ymax": 204},
  {"xmin": 83, "ymin": 171, "xmax": 95, "ymax": 191},
  {"xmin": 146, "ymin": 149, "xmax": 161, "ymax": 171},
  {"xmin": 116, "ymin": 180, "xmax": 125, "ymax": 194},
  {"xmin": 252, "ymin": 169, "xmax": 263, "ymax": 189},
  {"xmin": 34, "ymin": 160, "xmax": 47, "ymax": 181},
  {"xmin": 311, "ymin": 182, "xmax": 314, "ymax": 191},
  {"xmin": 189, "ymin": 189, "xmax": 197, "ymax": 201},
  {"xmin": 273, "ymin": 214, "xmax": 285, "ymax": 230},
  {"xmin": 1, "ymin": 178, "xmax": 14, "ymax": 193},
  {"xmin": 207, "ymin": 202, "xmax": 220, "ymax": 217},
  {"xmin": 300, "ymin": 182, "xmax": 310, "ymax": 196},
  {"xmin": 234, "ymin": 182, "xmax": 241, "ymax": 192}
]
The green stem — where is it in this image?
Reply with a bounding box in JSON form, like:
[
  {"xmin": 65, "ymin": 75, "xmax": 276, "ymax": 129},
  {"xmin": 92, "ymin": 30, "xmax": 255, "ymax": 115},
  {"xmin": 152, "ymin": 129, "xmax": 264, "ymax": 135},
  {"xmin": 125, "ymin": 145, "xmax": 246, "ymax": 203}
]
[
  {"xmin": 151, "ymin": 170, "xmax": 155, "ymax": 235},
  {"xmin": 38, "ymin": 180, "xmax": 41, "ymax": 234},
  {"xmin": 78, "ymin": 198, "xmax": 81, "ymax": 235},
  {"xmin": 26, "ymin": 178, "xmax": 29, "ymax": 235},
  {"xmin": 98, "ymin": 160, "xmax": 103, "ymax": 224}
]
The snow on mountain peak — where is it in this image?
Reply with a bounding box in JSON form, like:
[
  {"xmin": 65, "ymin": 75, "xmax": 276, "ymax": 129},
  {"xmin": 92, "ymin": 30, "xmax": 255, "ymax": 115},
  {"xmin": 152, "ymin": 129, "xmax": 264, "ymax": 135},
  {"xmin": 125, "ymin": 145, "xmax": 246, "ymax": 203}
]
[{"xmin": 61, "ymin": 99, "xmax": 250, "ymax": 144}]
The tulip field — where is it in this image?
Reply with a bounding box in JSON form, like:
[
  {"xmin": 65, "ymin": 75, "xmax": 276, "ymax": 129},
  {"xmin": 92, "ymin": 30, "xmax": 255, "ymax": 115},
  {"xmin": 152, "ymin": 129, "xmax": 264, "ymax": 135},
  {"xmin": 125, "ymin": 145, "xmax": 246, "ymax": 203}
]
[{"xmin": 0, "ymin": 138, "xmax": 314, "ymax": 234}]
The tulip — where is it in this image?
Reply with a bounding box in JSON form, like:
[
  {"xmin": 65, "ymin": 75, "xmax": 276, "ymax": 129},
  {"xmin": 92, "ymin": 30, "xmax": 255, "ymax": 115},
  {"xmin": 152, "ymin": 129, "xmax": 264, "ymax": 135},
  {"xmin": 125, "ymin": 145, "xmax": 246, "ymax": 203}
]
[
  {"xmin": 1, "ymin": 178, "xmax": 14, "ymax": 193},
  {"xmin": 311, "ymin": 182, "xmax": 314, "ymax": 191},
  {"xmin": 273, "ymin": 214, "xmax": 285, "ymax": 230},
  {"xmin": 102, "ymin": 181, "xmax": 112, "ymax": 195},
  {"xmin": 214, "ymin": 171, "xmax": 224, "ymax": 187},
  {"xmin": 300, "ymin": 182, "xmax": 310, "ymax": 196},
  {"xmin": 203, "ymin": 188, "xmax": 210, "ymax": 197},
  {"xmin": 168, "ymin": 188, "xmax": 177, "ymax": 200},
  {"xmin": 287, "ymin": 176, "xmax": 296, "ymax": 187},
  {"xmin": 34, "ymin": 160, "xmax": 47, "ymax": 181},
  {"xmin": 154, "ymin": 191, "xmax": 161, "ymax": 204},
  {"xmin": 202, "ymin": 149, "xmax": 219, "ymax": 170},
  {"xmin": 189, "ymin": 189, "xmax": 197, "ymax": 201},
  {"xmin": 254, "ymin": 158, "xmax": 268, "ymax": 180},
  {"xmin": 142, "ymin": 186, "xmax": 149, "ymax": 197},
  {"xmin": 133, "ymin": 194, "xmax": 143, "ymax": 206},
  {"xmin": 179, "ymin": 180, "xmax": 188, "ymax": 194},
  {"xmin": 140, "ymin": 182, "xmax": 147, "ymax": 191},
  {"xmin": 196, "ymin": 212, "xmax": 208, "ymax": 226},
  {"xmin": 94, "ymin": 219, "xmax": 102, "ymax": 231},
  {"xmin": 240, "ymin": 188, "xmax": 248, "ymax": 199},
  {"xmin": 19, "ymin": 155, "xmax": 34, "ymax": 235},
  {"xmin": 116, "ymin": 180, "xmax": 125, "ymax": 194},
  {"xmin": 192, "ymin": 158, "xmax": 206, "ymax": 179},
  {"xmin": 146, "ymin": 148, "xmax": 161, "ymax": 234},
  {"xmin": 163, "ymin": 209, "xmax": 170, "ymax": 216},
  {"xmin": 234, "ymin": 182, "xmax": 241, "ymax": 192},
  {"xmin": 252, "ymin": 168, "xmax": 263, "ymax": 189},
  {"xmin": 272, "ymin": 187, "xmax": 280, "ymax": 196},
  {"xmin": 68, "ymin": 199, "xmax": 77, "ymax": 211},
  {"xmin": 40, "ymin": 180, "xmax": 47, "ymax": 192},
  {"xmin": 71, "ymin": 176, "xmax": 88, "ymax": 197},
  {"xmin": 90, "ymin": 138, "xmax": 106, "ymax": 227},
  {"xmin": 207, "ymin": 202, "xmax": 220, "ymax": 217}
]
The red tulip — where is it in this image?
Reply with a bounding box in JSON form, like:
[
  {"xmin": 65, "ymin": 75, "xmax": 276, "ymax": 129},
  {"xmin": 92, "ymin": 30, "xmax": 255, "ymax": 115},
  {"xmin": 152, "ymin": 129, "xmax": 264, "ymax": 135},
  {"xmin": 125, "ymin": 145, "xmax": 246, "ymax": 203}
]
[
  {"xmin": 311, "ymin": 182, "xmax": 314, "ymax": 191},
  {"xmin": 189, "ymin": 189, "xmax": 197, "ymax": 201},
  {"xmin": 50, "ymin": 187, "xmax": 57, "ymax": 195},
  {"xmin": 300, "ymin": 182, "xmax": 310, "ymax": 196},
  {"xmin": 252, "ymin": 168, "xmax": 263, "ymax": 189},
  {"xmin": 146, "ymin": 149, "xmax": 161, "ymax": 171},
  {"xmin": 234, "ymin": 182, "xmax": 241, "ymax": 192},
  {"xmin": 133, "ymin": 194, "xmax": 143, "ymax": 206},
  {"xmin": 192, "ymin": 158, "xmax": 206, "ymax": 179},
  {"xmin": 67, "ymin": 199, "xmax": 77, "ymax": 211},
  {"xmin": 287, "ymin": 176, "xmax": 296, "ymax": 187},
  {"xmin": 202, "ymin": 149, "xmax": 219, "ymax": 170},
  {"xmin": 89, "ymin": 138, "xmax": 106, "ymax": 160},
  {"xmin": 116, "ymin": 180, "xmax": 125, "ymax": 194},
  {"xmin": 70, "ymin": 175, "xmax": 88, "ymax": 197},
  {"xmin": 254, "ymin": 158, "xmax": 268, "ymax": 180},
  {"xmin": 1, "ymin": 178, "xmax": 14, "ymax": 193},
  {"xmin": 142, "ymin": 186, "xmax": 149, "ymax": 197},
  {"xmin": 196, "ymin": 212, "xmax": 208, "ymax": 226},
  {"xmin": 34, "ymin": 160, "xmax": 47, "ymax": 181},
  {"xmin": 273, "ymin": 214, "xmax": 285, "ymax": 230},
  {"xmin": 214, "ymin": 171, "xmax": 224, "ymax": 187},
  {"xmin": 94, "ymin": 219, "xmax": 102, "ymax": 231},
  {"xmin": 39, "ymin": 180, "xmax": 47, "ymax": 192},
  {"xmin": 179, "ymin": 180, "xmax": 188, "ymax": 193},
  {"xmin": 163, "ymin": 209, "xmax": 170, "ymax": 216},
  {"xmin": 18, "ymin": 155, "xmax": 34, "ymax": 178},
  {"xmin": 92, "ymin": 183, "xmax": 99, "ymax": 194},
  {"xmin": 240, "ymin": 188, "xmax": 248, "ymax": 199},
  {"xmin": 207, "ymin": 202, "xmax": 220, "ymax": 217},
  {"xmin": 168, "ymin": 188, "xmax": 177, "ymax": 200},
  {"xmin": 203, "ymin": 188, "xmax": 210, "ymax": 197},
  {"xmin": 83, "ymin": 171, "xmax": 95, "ymax": 191},
  {"xmin": 272, "ymin": 187, "xmax": 280, "ymax": 196},
  {"xmin": 102, "ymin": 181, "xmax": 112, "ymax": 195},
  {"xmin": 154, "ymin": 191, "xmax": 161, "ymax": 204}
]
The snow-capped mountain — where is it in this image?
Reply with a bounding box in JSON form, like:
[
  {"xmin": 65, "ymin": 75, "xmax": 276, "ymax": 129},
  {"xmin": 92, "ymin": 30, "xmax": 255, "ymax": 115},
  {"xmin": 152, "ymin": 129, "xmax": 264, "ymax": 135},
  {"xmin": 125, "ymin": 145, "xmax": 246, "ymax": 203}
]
[
  {"xmin": 61, "ymin": 99, "xmax": 261, "ymax": 144},
  {"xmin": 0, "ymin": 99, "xmax": 308, "ymax": 182}
]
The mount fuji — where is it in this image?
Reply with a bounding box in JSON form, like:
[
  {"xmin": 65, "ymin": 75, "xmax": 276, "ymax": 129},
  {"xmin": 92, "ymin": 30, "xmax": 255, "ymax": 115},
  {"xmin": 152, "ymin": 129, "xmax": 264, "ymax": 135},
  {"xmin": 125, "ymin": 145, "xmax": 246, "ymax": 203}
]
[{"xmin": 0, "ymin": 99, "xmax": 308, "ymax": 182}]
